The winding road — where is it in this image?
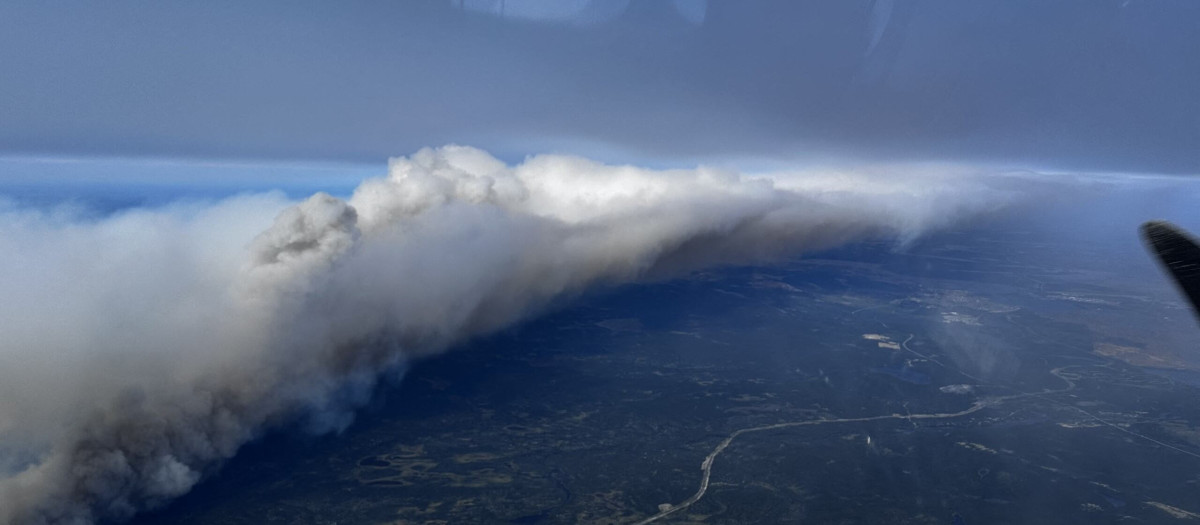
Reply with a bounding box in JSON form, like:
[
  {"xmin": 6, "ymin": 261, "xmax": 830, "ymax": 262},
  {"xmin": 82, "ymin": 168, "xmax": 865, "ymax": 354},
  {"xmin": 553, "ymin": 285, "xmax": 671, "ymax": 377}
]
[
  {"xmin": 630, "ymin": 333, "xmax": 1178, "ymax": 525},
  {"xmin": 632, "ymin": 398, "xmax": 997, "ymax": 525}
]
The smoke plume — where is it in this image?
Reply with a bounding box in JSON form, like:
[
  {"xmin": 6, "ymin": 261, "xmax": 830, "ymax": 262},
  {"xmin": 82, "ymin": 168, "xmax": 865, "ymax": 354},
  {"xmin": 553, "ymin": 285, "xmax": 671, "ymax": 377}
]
[{"xmin": 0, "ymin": 146, "xmax": 1019, "ymax": 524}]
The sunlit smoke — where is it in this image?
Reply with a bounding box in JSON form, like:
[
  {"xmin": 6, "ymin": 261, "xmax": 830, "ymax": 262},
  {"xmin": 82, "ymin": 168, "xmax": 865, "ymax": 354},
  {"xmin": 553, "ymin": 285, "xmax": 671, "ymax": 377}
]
[{"xmin": 0, "ymin": 146, "xmax": 1022, "ymax": 524}]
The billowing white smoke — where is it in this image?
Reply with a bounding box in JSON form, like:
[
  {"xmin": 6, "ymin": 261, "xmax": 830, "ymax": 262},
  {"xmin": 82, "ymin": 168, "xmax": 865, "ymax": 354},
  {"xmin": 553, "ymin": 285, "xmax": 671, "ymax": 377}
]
[{"xmin": 0, "ymin": 146, "xmax": 1018, "ymax": 524}]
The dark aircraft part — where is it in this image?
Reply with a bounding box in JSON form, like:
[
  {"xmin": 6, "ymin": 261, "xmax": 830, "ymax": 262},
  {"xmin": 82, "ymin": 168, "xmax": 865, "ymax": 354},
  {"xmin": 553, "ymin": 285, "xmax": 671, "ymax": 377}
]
[{"xmin": 1141, "ymin": 221, "xmax": 1200, "ymax": 320}]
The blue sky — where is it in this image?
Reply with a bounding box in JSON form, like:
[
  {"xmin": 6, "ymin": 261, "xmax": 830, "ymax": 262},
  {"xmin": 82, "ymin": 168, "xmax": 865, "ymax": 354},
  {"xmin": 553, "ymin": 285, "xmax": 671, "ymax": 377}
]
[
  {"xmin": 1, "ymin": 0, "xmax": 1197, "ymax": 178},
  {"xmin": 0, "ymin": 156, "xmax": 374, "ymax": 211}
]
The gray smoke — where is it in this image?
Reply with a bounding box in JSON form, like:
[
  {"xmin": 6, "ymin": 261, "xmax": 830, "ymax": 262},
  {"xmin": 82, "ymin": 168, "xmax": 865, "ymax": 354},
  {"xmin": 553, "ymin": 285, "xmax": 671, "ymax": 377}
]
[{"xmin": 0, "ymin": 146, "xmax": 1021, "ymax": 524}]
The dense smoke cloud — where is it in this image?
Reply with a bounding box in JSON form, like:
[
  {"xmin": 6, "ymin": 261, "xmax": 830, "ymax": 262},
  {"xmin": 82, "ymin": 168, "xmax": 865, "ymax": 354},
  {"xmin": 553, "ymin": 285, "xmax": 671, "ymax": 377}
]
[{"xmin": 0, "ymin": 146, "xmax": 1020, "ymax": 524}]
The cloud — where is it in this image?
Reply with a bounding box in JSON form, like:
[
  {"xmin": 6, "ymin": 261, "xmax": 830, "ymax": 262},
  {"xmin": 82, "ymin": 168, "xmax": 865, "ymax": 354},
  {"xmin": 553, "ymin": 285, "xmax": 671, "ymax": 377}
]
[{"xmin": 0, "ymin": 146, "xmax": 1023, "ymax": 524}]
